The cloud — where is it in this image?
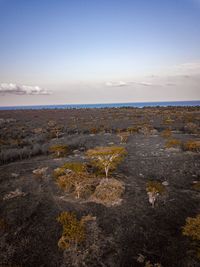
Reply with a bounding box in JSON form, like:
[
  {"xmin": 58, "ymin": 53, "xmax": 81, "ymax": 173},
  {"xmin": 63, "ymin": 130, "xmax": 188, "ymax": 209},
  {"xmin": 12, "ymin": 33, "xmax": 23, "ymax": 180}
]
[
  {"xmin": 105, "ymin": 81, "xmax": 128, "ymax": 87},
  {"xmin": 0, "ymin": 83, "xmax": 51, "ymax": 95},
  {"xmin": 165, "ymin": 83, "xmax": 176, "ymax": 86},
  {"xmin": 105, "ymin": 80, "xmax": 155, "ymax": 87},
  {"xmin": 133, "ymin": 81, "xmax": 153, "ymax": 86},
  {"xmin": 168, "ymin": 62, "xmax": 200, "ymax": 76}
]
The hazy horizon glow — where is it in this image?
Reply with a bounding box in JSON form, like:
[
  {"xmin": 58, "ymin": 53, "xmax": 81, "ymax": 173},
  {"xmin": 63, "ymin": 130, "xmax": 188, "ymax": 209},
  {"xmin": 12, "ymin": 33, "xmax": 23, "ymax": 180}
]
[{"xmin": 0, "ymin": 0, "xmax": 200, "ymax": 106}]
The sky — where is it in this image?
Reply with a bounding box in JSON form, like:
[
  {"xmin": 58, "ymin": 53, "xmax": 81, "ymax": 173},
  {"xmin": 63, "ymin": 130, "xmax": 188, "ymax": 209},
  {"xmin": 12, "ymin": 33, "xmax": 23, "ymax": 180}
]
[{"xmin": 0, "ymin": 0, "xmax": 200, "ymax": 106}]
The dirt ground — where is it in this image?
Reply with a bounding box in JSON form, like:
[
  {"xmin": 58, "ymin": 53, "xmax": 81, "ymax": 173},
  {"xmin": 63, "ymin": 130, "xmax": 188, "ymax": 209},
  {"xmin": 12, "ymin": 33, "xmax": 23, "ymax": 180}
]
[{"xmin": 0, "ymin": 107, "xmax": 200, "ymax": 267}]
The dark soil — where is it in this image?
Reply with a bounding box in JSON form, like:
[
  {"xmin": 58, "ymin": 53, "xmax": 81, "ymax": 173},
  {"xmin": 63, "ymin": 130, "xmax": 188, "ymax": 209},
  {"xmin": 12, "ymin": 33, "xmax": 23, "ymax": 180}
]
[{"xmin": 0, "ymin": 107, "xmax": 200, "ymax": 267}]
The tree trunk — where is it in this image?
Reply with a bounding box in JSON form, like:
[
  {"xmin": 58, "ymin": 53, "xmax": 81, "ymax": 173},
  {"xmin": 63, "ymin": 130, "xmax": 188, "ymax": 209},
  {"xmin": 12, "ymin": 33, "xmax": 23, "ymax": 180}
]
[{"xmin": 105, "ymin": 166, "xmax": 109, "ymax": 179}]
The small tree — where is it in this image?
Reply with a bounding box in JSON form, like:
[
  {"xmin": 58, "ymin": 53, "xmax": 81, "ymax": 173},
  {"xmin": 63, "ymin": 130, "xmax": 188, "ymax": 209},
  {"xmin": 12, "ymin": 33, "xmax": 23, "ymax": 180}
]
[
  {"xmin": 184, "ymin": 140, "xmax": 200, "ymax": 152},
  {"xmin": 57, "ymin": 212, "xmax": 85, "ymax": 250},
  {"xmin": 49, "ymin": 144, "xmax": 68, "ymax": 157},
  {"xmin": 182, "ymin": 214, "xmax": 200, "ymax": 259},
  {"xmin": 182, "ymin": 214, "xmax": 200, "ymax": 241},
  {"xmin": 146, "ymin": 181, "xmax": 166, "ymax": 208},
  {"xmin": 86, "ymin": 146, "xmax": 126, "ymax": 179},
  {"xmin": 56, "ymin": 162, "xmax": 94, "ymax": 199},
  {"xmin": 57, "ymin": 172, "xmax": 94, "ymax": 199},
  {"xmin": 161, "ymin": 129, "xmax": 172, "ymax": 138},
  {"xmin": 117, "ymin": 131, "xmax": 130, "ymax": 143}
]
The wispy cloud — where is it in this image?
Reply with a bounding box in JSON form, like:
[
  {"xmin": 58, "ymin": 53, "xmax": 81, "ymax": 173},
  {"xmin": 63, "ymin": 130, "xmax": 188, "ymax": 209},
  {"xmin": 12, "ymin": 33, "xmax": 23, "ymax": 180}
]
[
  {"xmin": 0, "ymin": 83, "xmax": 51, "ymax": 95},
  {"xmin": 105, "ymin": 80, "xmax": 159, "ymax": 87},
  {"xmin": 105, "ymin": 81, "xmax": 128, "ymax": 87},
  {"xmin": 132, "ymin": 81, "xmax": 153, "ymax": 86},
  {"xmin": 168, "ymin": 62, "xmax": 200, "ymax": 76}
]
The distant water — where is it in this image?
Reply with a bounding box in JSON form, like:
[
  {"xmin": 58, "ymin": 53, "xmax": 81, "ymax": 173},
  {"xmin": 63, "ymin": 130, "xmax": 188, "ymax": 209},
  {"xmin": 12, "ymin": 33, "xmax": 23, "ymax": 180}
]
[{"xmin": 0, "ymin": 100, "xmax": 200, "ymax": 110}]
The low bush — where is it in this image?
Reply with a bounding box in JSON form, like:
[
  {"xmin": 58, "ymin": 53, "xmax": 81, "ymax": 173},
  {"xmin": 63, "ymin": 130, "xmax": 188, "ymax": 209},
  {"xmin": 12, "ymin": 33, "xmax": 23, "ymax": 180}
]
[
  {"xmin": 53, "ymin": 162, "xmax": 87, "ymax": 178},
  {"xmin": 182, "ymin": 214, "xmax": 200, "ymax": 241},
  {"xmin": 184, "ymin": 122, "xmax": 199, "ymax": 134},
  {"xmin": 183, "ymin": 140, "xmax": 200, "ymax": 152},
  {"xmin": 90, "ymin": 178, "xmax": 125, "ymax": 206},
  {"xmin": 55, "ymin": 162, "xmax": 96, "ymax": 199},
  {"xmin": 57, "ymin": 212, "xmax": 86, "ymax": 250},
  {"xmin": 49, "ymin": 144, "xmax": 68, "ymax": 157},
  {"xmin": 182, "ymin": 214, "xmax": 200, "ymax": 259},
  {"xmin": 192, "ymin": 182, "xmax": 200, "ymax": 191},
  {"xmin": 86, "ymin": 146, "xmax": 127, "ymax": 178},
  {"xmin": 146, "ymin": 181, "xmax": 166, "ymax": 208},
  {"xmin": 165, "ymin": 138, "xmax": 181, "ymax": 148},
  {"xmin": 161, "ymin": 129, "xmax": 172, "ymax": 138},
  {"xmin": 117, "ymin": 131, "xmax": 130, "ymax": 143}
]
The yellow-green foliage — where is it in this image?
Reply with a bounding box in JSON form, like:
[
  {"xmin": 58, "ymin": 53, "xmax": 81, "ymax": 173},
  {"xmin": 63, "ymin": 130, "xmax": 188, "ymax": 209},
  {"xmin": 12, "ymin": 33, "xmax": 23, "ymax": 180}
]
[
  {"xmin": 55, "ymin": 162, "xmax": 95, "ymax": 198},
  {"xmin": 192, "ymin": 182, "xmax": 200, "ymax": 191},
  {"xmin": 56, "ymin": 172, "xmax": 93, "ymax": 198},
  {"xmin": 163, "ymin": 117, "xmax": 174, "ymax": 125},
  {"xmin": 49, "ymin": 144, "xmax": 68, "ymax": 157},
  {"xmin": 127, "ymin": 126, "xmax": 139, "ymax": 134},
  {"xmin": 161, "ymin": 129, "xmax": 172, "ymax": 138},
  {"xmin": 57, "ymin": 212, "xmax": 85, "ymax": 250},
  {"xmin": 117, "ymin": 131, "xmax": 130, "ymax": 143},
  {"xmin": 145, "ymin": 262, "xmax": 162, "ymax": 267},
  {"xmin": 56, "ymin": 175, "xmax": 73, "ymax": 191},
  {"xmin": 53, "ymin": 162, "xmax": 86, "ymax": 178},
  {"xmin": 86, "ymin": 146, "xmax": 127, "ymax": 178},
  {"xmin": 0, "ymin": 218, "xmax": 8, "ymax": 231},
  {"xmin": 61, "ymin": 162, "xmax": 87, "ymax": 173},
  {"xmin": 146, "ymin": 181, "xmax": 166, "ymax": 195},
  {"xmin": 165, "ymin": 139, "xmax": 181, "ymax": 148},
  {"xmin": 182, "ymin": 214, "xmax": 200, "ymax": 241},
  {"xmin": 184, "ymin": 140, "xmax": 200, "ymax": 152}
]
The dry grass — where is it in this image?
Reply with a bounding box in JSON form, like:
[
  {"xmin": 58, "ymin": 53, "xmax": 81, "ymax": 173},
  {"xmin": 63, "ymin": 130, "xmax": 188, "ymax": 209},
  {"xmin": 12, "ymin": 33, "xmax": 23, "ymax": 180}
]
[
  {"xmin": 90, "ymin": 178, "xmax": 125, "ymax": 206},
  {"xmin": 165, "ymin": 139, "xmax": 181, "ymax": 148},
  {"xmin": 183, "ymin": 140, "xmax": 200, "ymax": 152},
  {"xmin": 192, "ymin": 181, "xmax": 200, "ymax": 191},
  {"xmin": 161, "ymin": 129, "xmax": 172, "ymax": 138}
]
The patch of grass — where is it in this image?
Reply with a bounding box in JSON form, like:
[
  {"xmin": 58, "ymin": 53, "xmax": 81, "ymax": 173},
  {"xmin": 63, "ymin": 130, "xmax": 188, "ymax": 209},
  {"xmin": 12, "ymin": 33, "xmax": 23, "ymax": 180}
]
[
  {"xmin": 146, "ymin": 181, "xmax": 166, "ymax": 194},
  {"xmin": 90, "ymin": 178, "xmax": 125, "ymax": 206},
  {"xmin": 182, "ymin": 214, "xmax": 200, "ymax": 259},
  {"xmin": 165, "ymin": 138, "xmax": 181, "ymax": 148},
  {"xmin": 53, "ymin": 162, "xmax": 86, "ymax": 178},
  {"xmin": 192, "ymin": 182, "xmax": 200, "ymax": 191},
  {"xmin": 0, "ymin": 217, "xmax": 8, "ymax": 231},
  {"xmin": 49, "ymin": 144, "xmax": 68, "ymax": 157},
  {"xmin": 57, "ymin": 212, "xmax": 85, "ymax": 250},
  {"xmin": 183, "ymin": 140, "xmax": 200, "ymax": 152},
  {"xmin": 161, "ymin": 129, "xmax": 172, "ymax": 138},
  {"xmin": 146, "ymin": 181, "xmax": 166, "ymax": 208}
]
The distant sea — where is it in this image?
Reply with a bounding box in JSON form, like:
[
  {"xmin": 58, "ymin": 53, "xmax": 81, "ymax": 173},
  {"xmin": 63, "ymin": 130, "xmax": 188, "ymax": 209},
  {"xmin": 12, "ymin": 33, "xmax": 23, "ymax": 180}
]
[{"xmin": 0, "ymin": 100, "xmax": 200, "ymax": 110}]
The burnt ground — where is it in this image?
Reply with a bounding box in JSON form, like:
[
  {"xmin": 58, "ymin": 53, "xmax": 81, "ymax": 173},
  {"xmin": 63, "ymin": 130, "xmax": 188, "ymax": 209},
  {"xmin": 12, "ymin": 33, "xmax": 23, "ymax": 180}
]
[{"xmin": 0, "ymin": 107, "xmax": 200, "ymax": 267}]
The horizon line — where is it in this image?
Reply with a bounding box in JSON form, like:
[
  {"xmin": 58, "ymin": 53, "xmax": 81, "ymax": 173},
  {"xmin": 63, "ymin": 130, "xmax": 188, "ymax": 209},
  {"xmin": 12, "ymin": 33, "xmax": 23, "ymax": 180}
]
[{"xmin": 0, "ymin": 100, "xmax": 200, "ymax": 109}]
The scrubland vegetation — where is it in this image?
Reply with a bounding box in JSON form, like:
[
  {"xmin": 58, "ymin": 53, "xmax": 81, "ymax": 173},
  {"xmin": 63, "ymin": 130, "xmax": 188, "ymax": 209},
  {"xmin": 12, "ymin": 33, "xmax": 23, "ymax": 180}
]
[{"xmin": 0, "ymin": 106, "xmax": 200, "ymax": 266}]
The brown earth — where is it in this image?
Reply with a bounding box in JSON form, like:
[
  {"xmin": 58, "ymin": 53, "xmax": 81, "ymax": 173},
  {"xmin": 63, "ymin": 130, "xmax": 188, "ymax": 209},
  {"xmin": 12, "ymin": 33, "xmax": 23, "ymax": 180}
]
[{"xmin": 0, "ymin": 106, "xmax": 200, "ymax": 267}]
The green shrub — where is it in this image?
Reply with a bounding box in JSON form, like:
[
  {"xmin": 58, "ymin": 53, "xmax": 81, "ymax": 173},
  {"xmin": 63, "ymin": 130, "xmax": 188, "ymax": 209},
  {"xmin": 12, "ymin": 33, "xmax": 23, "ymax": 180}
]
[
  {"xmin": 183, "ymin": 140, "xmax": 200, "ymax": 152},
  {"xmin": 182, "ymin": 214, "xmax": 200, "ymax": 241},
  {"xmin": 49, "ymin": 144, "xmax": 68, "ymax": 157},
  {"xmin": 182, "ymin": 214, "xmax": 200, "ymax": 260},
  {"xmin": 86, "ymin": 146, "xmax": 127, "ymax": 178},
  {"xmin": 55, "ymin": 162, "xmax": 96, "ymax": 199},
  {"xmin": 161, "ymin": 129, "xmax": 172, "ymax": 138},
  {"xmin": 165, "ymin": 139, "xmax": 181, "ymax": 148},
  {"xmin": 146, "ymin": 181, "xmax": 166, "ymax": 208},
  {"xmin": 53, "ymin": 162, "xmax": 86, "ymax": 178},
  {"xmin": 57, "ymin": 212, "xmax": 85, "ymax": 250},
  {"xmin": 192, "ymin": 182, "xmax": 200, "ymax": 191}
]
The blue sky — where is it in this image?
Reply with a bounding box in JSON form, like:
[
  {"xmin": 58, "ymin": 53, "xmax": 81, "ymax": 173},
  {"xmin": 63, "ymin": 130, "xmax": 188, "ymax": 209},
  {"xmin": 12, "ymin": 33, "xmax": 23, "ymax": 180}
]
[{"xmin": 0, "ymin": 0, "xmax": 200, "ymax": 105}]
